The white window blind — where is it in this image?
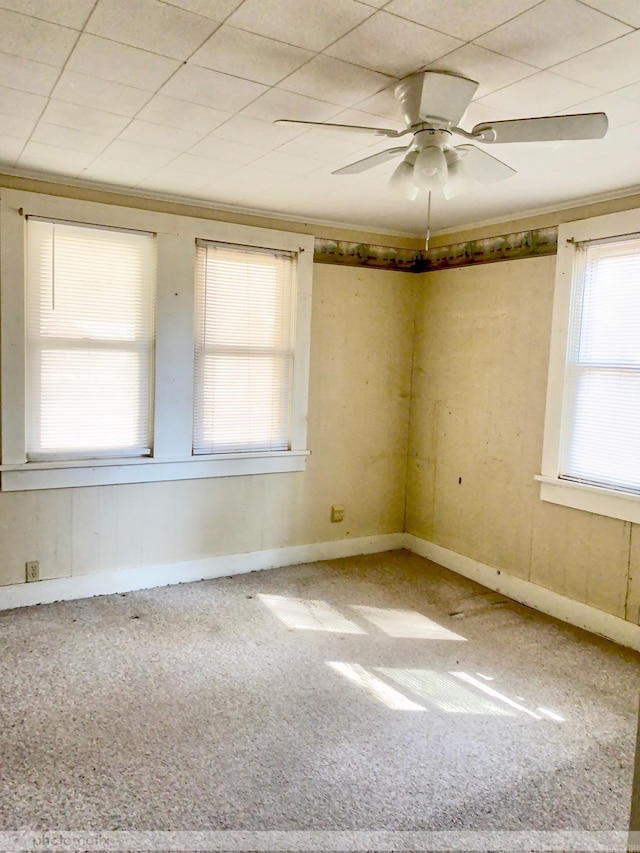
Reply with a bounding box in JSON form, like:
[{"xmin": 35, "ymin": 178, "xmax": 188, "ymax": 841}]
[
  {"xmin": 560, "ymin": 234, "xmax": 640, "ymax": 492},
  {"xmin": 26, "ymin": 219, "xmax": 156, "ymax": 460},
  {"xmin": 193, "ymin": 240, "xmax": 296, "ymax": 455}
]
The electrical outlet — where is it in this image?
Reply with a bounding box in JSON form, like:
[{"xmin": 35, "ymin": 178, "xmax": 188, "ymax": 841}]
[
  {"xmin": 331, "ymin": 504, "xmax": 344, "ymax": 523},
  {"xmin": 25, "ymin": 560, "xmax": 39, "ymax": 583}
]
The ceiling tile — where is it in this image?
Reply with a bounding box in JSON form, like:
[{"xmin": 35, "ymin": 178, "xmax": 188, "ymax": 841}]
[
  {"xmin": 212, "ymin": 114, "xmax": 303, "ymax": 146},
  {"xmin": 280, "ymin": 55, "xmax": 394, "ymax": 107},
  {"xmin": 163, "ymin": 152, "xmax": 241, "ymax": 177},
  {"xmin": 567, "ymin": 92, "xmax": 640, "ymax": 129},
  {"xmin": 31, "ymin": 122, "xmax": 111, "ymax": 154},
  {"xmin": 80, "ymin": 156, "xmax": 160, "ymax": 184},
  {"xmin": 191, "ymin": 26, "xmax": 313, "ymax": 85},
  {"xmin": 0, "ymin": 112, "xmax": 35, "ymax": 139},
  {"xmin": 157, "ymin": 0, "xmax": 243, "ymax": 22},
  {"xmin": 385, "ymin": 0, "xmax": 540, "ymax": 41},
  {"xmin": 227, "ymin": 0, "xmax": 375, "ymax": 51},
  {"xmin": 250, "ymin": 149, "xmax": 326, "ymax": 176},
  {"xmin": 66, "ymin": 34, "xmax": 180, "ymax": 90},
  {"xmin": 0, "ymin": 84, "xmax": 46, "ymax": 119},
  {"xmin": 428, "ymin": 44, "xmax": 537, "ymax": 99},
  {"xmin": 618, "ymin": 80, "xmax": 640, "ymax": 105},
  {"xmin": 137, "ymin": 94, "xmax": 231, "ymax": 133},
  {"xmin": 222, "ymin": 165, "xmax": 293, "ymax": 194},
  {"xmin": 188, "ymin": 134, "xmax": 266, "ymax": 163},
  {"xmin": 457, "ymin": 100, "xmax": 513, "ymax": 128},
  {"xmin": 241, "ymin": 88, "xmax": 342, "ymax": 123},
  {"xmin": 276, "ymin": 131, "xmax": 374, "ymax": 162},
  {"xmin": 18, "ymin": 140, "xmax": 95, "ymax": 173},
  {"xmin": 262, "ymin": 172, "xmax": 401, "ymax": 224},
  {"xmin": 139, "ymin": 166, "xmax": 251, "ymax": 201},
  {"xmin": 0, "ymin": 0, "xmax": 94, "ymax": 28},
  {"xmin": 552, "ymin": 29, "xmax": 640, "ymax": 91},
  {"xmin": 476, "ymin": 70, "xmax": 602, "ymax": 116},
  {"xmin": 542, "ymin": 153, "xmax": 640, "ymax": 198},
  {"xmin": 0, "ymin": 8, "xmax": 77, "ymax": 66},
  {"xmin": 475, "ymin": 0, "xmax": 632, "ymax": 69},
  {"xmin": 578, "ymin": 0, "xmax": 640, "ymax": 26},
  {"xmin": 86, "ymin": 0, "xmax": 219, "ymax": 60},
  {"xmin": 52, "ymin": 70, "xmax": 152, "ymax": 116},
  {"xmin": 0, "ymin": 133, "xmax": 24, "ymax": 163},
  {"xmin": 0, "ymin": 52, "xmax": 60, "ymax": 95},
  {"xmin": 325, "ymin": 11, "xmax": 463, "ymax": 77},
  {"xmin": 2, "ymin": 0, "xmax": 639, "ymax": 244},
  {"xmin": 160, "ymin": 64, "xmax": 267, "ymax": 111},
  {"xmin": 101, "ymin": 138, "xmax": 178, "ymax": 166},
  {"xmin": 41, "ymin": 100, "xmax": 130, "ymax": 136},
  {"xmin": 151, "ymin": 163, "xmax": 292, "ymax": 202},
  {"xmin": 584, "ymin": 119, "xmax": 640, "ymax": 160},
  {"xmin": 356, "ymin": 86, "xmax": 403, "ymax": 121},
  {"xmin": 119, "ymin": 119, "xmax": 207, "ymax": 151},
  {"xmin": 137, "ymin": 170, "xmax": 214, "ymax": 197}
]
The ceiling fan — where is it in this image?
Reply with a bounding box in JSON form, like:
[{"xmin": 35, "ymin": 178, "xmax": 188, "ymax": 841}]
[{"xmin": 274, "ymin": 70, "xmax": 608, "ymax": 201}]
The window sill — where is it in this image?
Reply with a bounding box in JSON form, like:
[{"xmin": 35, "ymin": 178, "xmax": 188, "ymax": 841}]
[
  {"xmin": 535, "ymin": 474, "xmax": 640, "ymax": 523},
  {"xmin": 0, "ymin": 451, "xmax": 310, "ymax": 491}
]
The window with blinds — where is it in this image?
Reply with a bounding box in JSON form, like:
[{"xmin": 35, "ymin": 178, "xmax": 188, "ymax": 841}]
[
  {"xmin": 193, "ymin": 240, "xmax": 296, "ymax": 455},
  {"xmin": 560, "ymin": 234, "xmax": 640, "ymax": 492},
  {"xmin": 26, "ymin": 219, "xmax": 156, "ymax": 460}
]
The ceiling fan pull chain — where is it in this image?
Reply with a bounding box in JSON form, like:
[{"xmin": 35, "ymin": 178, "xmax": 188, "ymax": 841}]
[{"xmin": 425, "ymin": 191, "xmax": 432, "ymax": 251}]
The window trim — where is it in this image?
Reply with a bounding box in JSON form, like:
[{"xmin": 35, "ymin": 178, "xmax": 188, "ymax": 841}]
[
  {"xmin": 0, "ymin": 189, "xmax": 313, "ymax": 491},
  {"xmin": 539, "ymin": 206, "xmax": 640, "ymax": 522}
]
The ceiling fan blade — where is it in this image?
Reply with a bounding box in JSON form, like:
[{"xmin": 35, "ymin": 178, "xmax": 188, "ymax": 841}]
[
  {"xmin": 442, "ymin": 144, "xmax": 516, "ymax": 199},
  {"xmin": 332, "ymin": 147, "xmax": 408, "ymax": 175},
  {"xmin": 470, "ymin": 112, "xmax": 608, "ymax": 144},
  {"xmin": 457, "ymin": 145, "xmax": 516, "ymax": 182},
  {"xmin": 273, "ymin": 119, "xmax": 407, "ymax": 138}
]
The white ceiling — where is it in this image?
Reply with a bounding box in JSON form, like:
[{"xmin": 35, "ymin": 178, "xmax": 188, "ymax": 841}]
[{"xmin": 2, "ymin": 0, "xmax": 640, "ymax": 236}]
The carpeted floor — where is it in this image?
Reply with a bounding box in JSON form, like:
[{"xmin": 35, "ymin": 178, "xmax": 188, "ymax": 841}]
[{"xmin": 0, "ymin": 549, "xmax": 637, "ymax": 834}]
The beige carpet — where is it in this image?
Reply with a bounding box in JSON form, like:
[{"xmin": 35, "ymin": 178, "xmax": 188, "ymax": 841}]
[{"xmin": 0, "ymin": 549, "xmax": 637, "ymax": 834}]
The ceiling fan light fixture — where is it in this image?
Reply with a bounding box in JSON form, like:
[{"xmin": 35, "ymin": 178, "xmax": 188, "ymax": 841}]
[
  {"xmin": 413, "ymin": 145, "xmax": 447, "ymax": 191},
  {"xmin": 389, "ymin": 151, "xmax": 419, "ymax": 200}
]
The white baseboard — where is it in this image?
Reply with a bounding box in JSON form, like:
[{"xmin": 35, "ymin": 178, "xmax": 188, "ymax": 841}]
[
  {"xmin": 405, "ymin": 534, "xmax": 640, "ymax": 652},
  {"xmin": 0, "ymin": 532, "xmax": 404, "ymax": 611},
  {"xmin": 4, "ymin": 529, "xmax": 639, "ymax": 652}
]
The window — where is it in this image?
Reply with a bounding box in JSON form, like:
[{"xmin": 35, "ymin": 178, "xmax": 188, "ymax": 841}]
[
  {"xmin": 561, "ymin": 235, "xmax": 640, "ymax": 490},
  {"xmin": 193, "ymin": 241, "xmax": 295, "ymax": 455},
  {"xmin": 538, "ymin": 208, "xmax": 640, "ymax": 522},
  {"xmin": 0, "ymin": 189, "xmax": 313, "ymax": 490},
  {"xmin": 26, "ymin": 219, "xmax": 155, "ymax": 460}
]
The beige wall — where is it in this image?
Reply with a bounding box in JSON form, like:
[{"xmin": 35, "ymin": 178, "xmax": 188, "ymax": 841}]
[
  {"xmin": 0, "ymin": 259, "xmax": 416, "ymax": 588},
  {"xmin": 406, "ymin": 255, "xmax": 637, "ymax": 621},
  {"xmin": 4, "ymin": 173, "xmax": 640, "ymax": 629}
]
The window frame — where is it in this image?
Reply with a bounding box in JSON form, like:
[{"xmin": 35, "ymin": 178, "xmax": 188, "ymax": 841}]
[
  {"xmin": 0, "ymin": 189, "xmax": 313, "ymax": 491},
  {"xmin": 538, "ymin": 207, "xmax": 640, "ymax": 523}
]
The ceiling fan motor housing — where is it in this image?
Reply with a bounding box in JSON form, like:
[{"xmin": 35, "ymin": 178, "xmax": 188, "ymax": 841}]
[
  {"xmin": 413, "ymin": 128, "xmax": 452, "ymax": 150},
  {"xmin": 394, "ymin": 71, "xmax": 479, "ymax": 128}
]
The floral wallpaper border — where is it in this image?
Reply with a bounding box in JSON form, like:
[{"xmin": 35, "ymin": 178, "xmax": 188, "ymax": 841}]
[{"xmin": 313, "ymin": 226, "xmax": 558, "ymax": 273}]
